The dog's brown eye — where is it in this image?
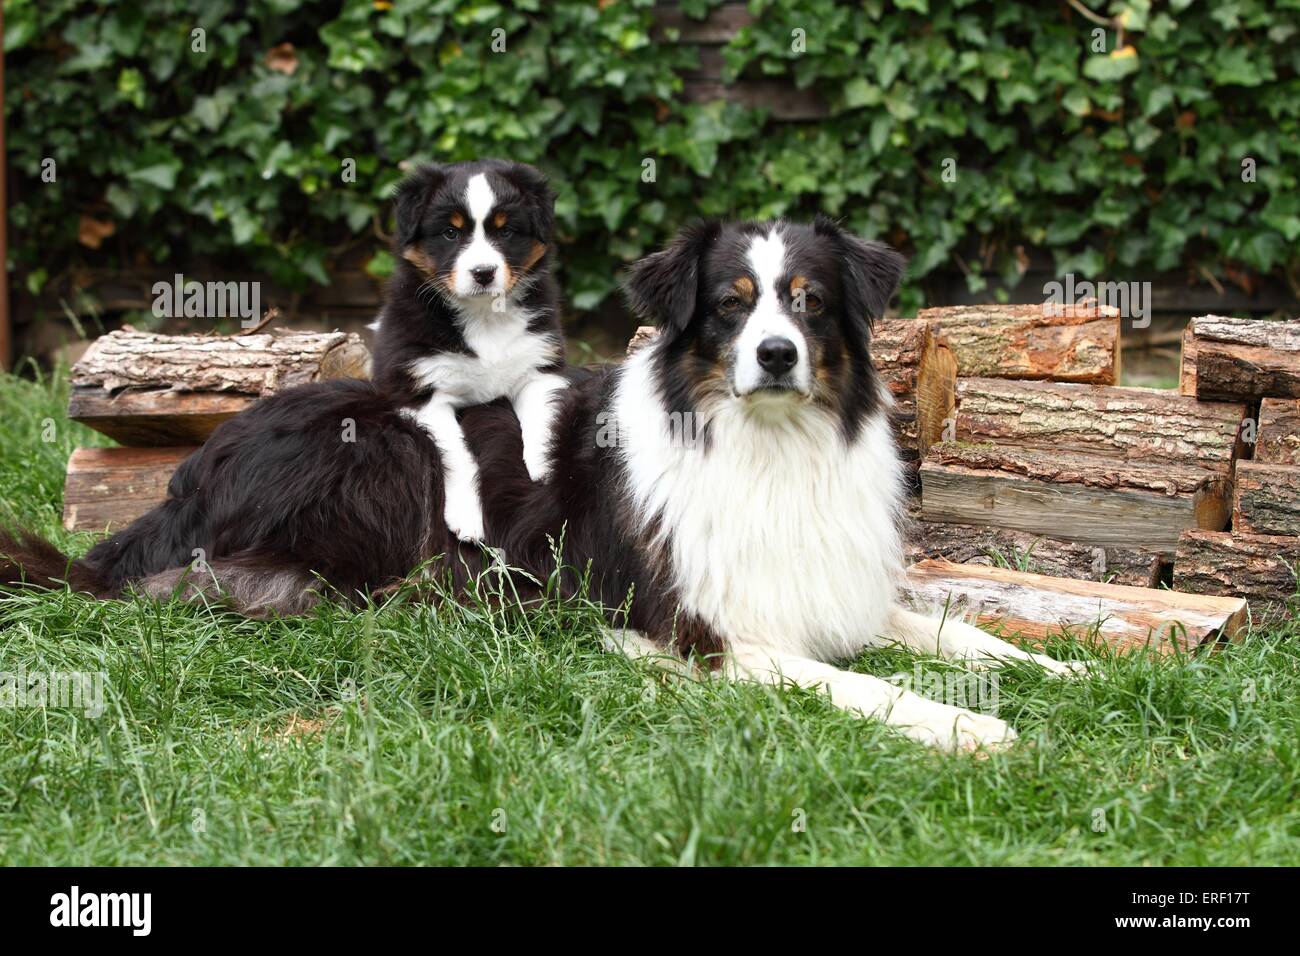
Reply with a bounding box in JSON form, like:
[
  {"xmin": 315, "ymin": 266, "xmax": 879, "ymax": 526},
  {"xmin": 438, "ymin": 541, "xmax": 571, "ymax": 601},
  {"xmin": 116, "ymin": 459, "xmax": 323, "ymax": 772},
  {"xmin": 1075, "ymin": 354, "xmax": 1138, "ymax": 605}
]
[
  {"xmin": 720, "ymin": 295, "xmax": 742, "ymax": 311},
  {"xmin": 499, "ymin": 226, "xmax": 514, "ymax": 238},
  {"xmin": 442, "ymin": 226, "xmax": 460, "ymax": 241},
  {"xmin": 804, "ymin": 294, "xmax": 823, "ymax": 311}
]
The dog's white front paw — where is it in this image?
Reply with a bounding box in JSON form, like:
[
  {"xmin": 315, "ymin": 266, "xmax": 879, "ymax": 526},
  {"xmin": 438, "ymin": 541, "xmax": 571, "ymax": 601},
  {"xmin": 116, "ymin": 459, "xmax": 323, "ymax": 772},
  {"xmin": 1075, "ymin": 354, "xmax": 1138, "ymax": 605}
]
[
  {"xmin": 903, "ymin": 702, "xmax": 1018, "ymax": 753},
  {"xmin": 443, "ymin": 486, "xmax": 485, "ymax": 544},
  {"xmin": 1036, "ymin": 656, "xmax": 1093, "ymax": 679}
]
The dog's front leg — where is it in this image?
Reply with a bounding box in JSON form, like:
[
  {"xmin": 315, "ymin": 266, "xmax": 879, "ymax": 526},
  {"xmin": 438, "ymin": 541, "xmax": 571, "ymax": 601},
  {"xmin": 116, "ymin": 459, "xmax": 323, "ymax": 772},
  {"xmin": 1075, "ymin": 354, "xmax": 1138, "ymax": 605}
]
[
  {"xmin": 512, "ymin": 373, "xmax": 567, "ymax": 482},
  {"xmin": 879, "ymin": 605, "xmax": 1089, "ymax": 677},
  {"xmin": 727, "ymin": 644, "xmax": 1017, "ymax": 752},
  {"xmin": 406, "ymin": 398, "xmax": 485, "ymax": 543}
]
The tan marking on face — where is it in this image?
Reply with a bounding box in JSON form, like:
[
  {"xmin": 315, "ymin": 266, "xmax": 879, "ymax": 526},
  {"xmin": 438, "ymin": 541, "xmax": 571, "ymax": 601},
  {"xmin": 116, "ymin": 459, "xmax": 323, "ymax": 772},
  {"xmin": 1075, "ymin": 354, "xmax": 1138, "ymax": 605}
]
[
  {"xmin": 501, "ymin": 262, "xmax": 516, "ymax": 292},
  {"xmin": 732, "ymin": 276, "xmax": 755, "ymax": 303},
  {"xmin": 523, "ymin": 241, "xmax": 547, "ymax": 271},
  {"xmin": 493, "ymin": 211, "xmax": 508, "ymax": 229},
  {"xmin": 790, "ymin": 275, "xmax": 809, "ymax": 294},
  {"xmin": 450, "ymin": 211, "xmax": 465, "ymax": 229},
  {"xmin": 402, "ymin": 247, "xmax": 439, "ymax": 279}
]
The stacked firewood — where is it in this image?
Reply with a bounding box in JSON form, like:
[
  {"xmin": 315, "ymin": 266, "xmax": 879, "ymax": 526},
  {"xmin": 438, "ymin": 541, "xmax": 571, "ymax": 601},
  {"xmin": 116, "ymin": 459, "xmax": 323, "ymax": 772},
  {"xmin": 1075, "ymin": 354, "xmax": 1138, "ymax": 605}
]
[
  {"xmin": 62, "ymin": 327, "xmax": 369, "ymax": 532},
  {"xmin": 1171, "ymin": 317, "xmax": 1300, "ymax": 619},
  {"xmin": 904, "ymin": 309, "xmax": 1300, "ymax": 635}
]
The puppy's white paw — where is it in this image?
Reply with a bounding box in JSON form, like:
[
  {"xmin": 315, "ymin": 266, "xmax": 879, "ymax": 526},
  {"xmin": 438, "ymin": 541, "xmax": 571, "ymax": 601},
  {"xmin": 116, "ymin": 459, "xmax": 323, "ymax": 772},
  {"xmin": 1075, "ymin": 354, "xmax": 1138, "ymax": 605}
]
[
  {"xmin": 443, "ymin": 487, "xmax": 486, "ymax": 544},
  {"xmin": 904, "ymin": 703, "xmax": 1017, "ymax": 753}
]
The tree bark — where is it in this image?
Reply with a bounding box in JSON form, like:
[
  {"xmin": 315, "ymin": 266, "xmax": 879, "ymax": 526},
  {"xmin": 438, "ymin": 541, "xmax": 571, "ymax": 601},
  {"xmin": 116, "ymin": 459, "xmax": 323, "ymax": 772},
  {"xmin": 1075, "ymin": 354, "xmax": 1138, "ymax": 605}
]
[
  {"xmin": 1232, "ymin": 461, "xmax": 1300, "ymax": 536},
  {"xmin": 1255, "ymin": 397, "xmax": 1300, "ymax": 464},
  {"xmin": 1174, "ymin": 530, "xmax": 1300, "ymax": 623},
  {"xmin": 1188, "ymin": 315, "xmax": 1300, "ymax": 401},
  {"xmin": 915, "ymin": 301, "xmax": 1119, "ymax": 384},
  {"xmin": 900, "ymin": 559, "xmax": 1246, "ymax": 654},
  {"xmin": 69, "ymin": 329, "xmax": 369, "ymax": 445}
]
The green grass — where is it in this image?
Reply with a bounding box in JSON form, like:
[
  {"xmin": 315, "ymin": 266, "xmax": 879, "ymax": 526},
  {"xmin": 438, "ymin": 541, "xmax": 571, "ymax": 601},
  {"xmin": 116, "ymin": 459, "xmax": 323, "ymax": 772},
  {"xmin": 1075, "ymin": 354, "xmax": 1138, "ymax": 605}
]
[{"xmin": 1, "ymin": 367, "xmax": 1299, "ymax": 866}]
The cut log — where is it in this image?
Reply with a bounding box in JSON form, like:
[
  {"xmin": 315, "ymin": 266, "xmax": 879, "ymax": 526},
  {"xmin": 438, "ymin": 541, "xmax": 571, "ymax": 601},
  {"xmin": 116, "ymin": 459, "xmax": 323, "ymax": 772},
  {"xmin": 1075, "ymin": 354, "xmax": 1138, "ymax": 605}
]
[
  {"xmin": 901, "ymin": 559, "xmax": 1246, "ymax": 653},
  {"xmin": 62, "ymin": 446, "xmax": 195, "ymax": 532},
  {"xmin": 871, "ymin": 319, "xmax": 957, "ymax": 460},
  {"xmin": 1187, "ymin": 315, "xmax": 1300, "ymax": 401},
  {"xmin": 1232, "ymin": 461, "xmax": 1300, "ymax": 536},
  {"xmin": 625, "ymin": 320, "xmax": 957, "ymax": 460},
  {"xmin": 919, "ymin": 378, "xmax": 1246, "ymax": 554},
  {"xmin": 1174, "ymin": 530, "xmax": 1300, "ymax": 622},
  {"xmin": 915, "ymin": 300, "xmax": 1120, "ymax": 384},
  {"xmin": 69, "ymin": 329, "xmax": 369, "ymax": 445},
  {"xmin": 1255, "ymin": 398, "xmax": 1300, "ymax": 464},
  {"xmin": 905, "ymin": 515, "xmax": 1167, "ymax": 588}
]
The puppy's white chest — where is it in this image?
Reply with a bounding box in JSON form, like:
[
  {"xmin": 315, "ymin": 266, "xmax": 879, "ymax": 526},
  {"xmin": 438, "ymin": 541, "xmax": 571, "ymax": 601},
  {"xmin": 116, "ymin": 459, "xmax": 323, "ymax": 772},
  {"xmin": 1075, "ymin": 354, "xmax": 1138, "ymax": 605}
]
[{"xmin": 409, "ymin": 305, "xmax": 554, "ymax": 405}]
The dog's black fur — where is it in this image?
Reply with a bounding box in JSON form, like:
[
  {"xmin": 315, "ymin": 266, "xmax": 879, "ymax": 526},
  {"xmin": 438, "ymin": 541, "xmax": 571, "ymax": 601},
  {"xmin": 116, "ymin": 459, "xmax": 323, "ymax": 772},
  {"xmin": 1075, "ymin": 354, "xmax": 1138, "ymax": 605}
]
[{"xmin": 1, "ymin": 217, "xmax": 904, "ymax": 660}]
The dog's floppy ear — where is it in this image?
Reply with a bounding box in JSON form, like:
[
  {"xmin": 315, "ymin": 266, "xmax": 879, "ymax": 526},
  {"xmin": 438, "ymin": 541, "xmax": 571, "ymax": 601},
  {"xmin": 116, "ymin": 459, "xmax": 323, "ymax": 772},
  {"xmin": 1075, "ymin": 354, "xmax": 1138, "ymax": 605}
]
[
  {"xmin": 814, "ymin": 214, "xmax": 906, "ymax": 336},
  {"xmin": 392, "ymin": 163, "xmax": 449, "ymax": 248},
  {"xmin": 623, "ymin": 219, "xmax": 720, "ymax": 334},
  {"xmin": 495, "ymin": 161, "xmax": 556, "ymax": 242}
]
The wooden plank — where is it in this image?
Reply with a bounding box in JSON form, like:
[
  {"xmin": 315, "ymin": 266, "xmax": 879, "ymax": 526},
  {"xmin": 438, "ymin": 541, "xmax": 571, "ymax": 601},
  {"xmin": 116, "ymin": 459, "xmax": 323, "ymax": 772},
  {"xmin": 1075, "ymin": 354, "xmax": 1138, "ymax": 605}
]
[
  {"xmin": 901, "ymin": 558, "xmax": 1247, "ymax": 653},
  {"xmin": 62, "ymin": 446, "xmax": 195, "ymax": 532},
  {"xmin": 68, "ymin": 328, "xmax": 369, "ymax": 445},
  {"xmin": 1174, "ymin": 530, "xmax": 1300, "ymax": 623},
  {"xmin": 915, "ymin": 301, "xmax": 1120, "ymax": 384},
  {"xmin": 67, "ymin": 389, "xmax": 254, "ymax": 447},
  {"xmin": 1254, "ymin": 398, "xmax": 1300, "ymax": 464},
  {"xmin": 905, "ymin": 516, "xmax": 1167, "ymax": 588},
  {"xmin": 1232, "ymin": 461, "xmax": 1300, "ymax": 536},
  {"xmin": 919, "ymin": 456, "xmax": 1226, "ymax": 555},
  {"xmin": 1190, "ymin": 315, "xmax": 1300, "ymax": 401}
]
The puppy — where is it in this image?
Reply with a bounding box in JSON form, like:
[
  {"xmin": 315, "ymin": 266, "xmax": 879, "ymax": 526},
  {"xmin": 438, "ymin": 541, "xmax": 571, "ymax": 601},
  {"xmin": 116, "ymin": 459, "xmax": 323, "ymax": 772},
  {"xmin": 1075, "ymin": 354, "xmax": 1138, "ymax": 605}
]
[{"xmin": 370, "ymin": 160, "xmax": 566, "ymax": 542}]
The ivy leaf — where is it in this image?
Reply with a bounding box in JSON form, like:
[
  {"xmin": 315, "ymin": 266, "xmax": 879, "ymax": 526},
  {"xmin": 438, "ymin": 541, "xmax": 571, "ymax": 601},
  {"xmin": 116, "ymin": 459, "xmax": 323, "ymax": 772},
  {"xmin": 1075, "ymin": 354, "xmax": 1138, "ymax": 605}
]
[
  {"xmin": 1083, "ymin": 46, "xmax": 1140, "ymax": 82},
  {"xmin": 127, "ymin": 158, "xmax": 182, "ymax": 190}
]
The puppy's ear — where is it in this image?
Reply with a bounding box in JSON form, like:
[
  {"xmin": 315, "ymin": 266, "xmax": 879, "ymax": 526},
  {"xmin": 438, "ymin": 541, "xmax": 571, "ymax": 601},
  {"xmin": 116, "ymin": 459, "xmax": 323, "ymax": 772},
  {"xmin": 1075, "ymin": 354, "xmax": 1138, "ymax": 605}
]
[
  {"xmin": 392, "ymin": 164, "xmax": 449, "ymax": 248},
  {"xmin": 814, "ymin": 214, "xmax": 906, "ymax": 337},
  {"xmin": 623, "ymin": 219, "xmax": 720, "ymax": 335},
  {"xmin": 497, "ymin": 162, "xmax": 556, "ymax": 242}
]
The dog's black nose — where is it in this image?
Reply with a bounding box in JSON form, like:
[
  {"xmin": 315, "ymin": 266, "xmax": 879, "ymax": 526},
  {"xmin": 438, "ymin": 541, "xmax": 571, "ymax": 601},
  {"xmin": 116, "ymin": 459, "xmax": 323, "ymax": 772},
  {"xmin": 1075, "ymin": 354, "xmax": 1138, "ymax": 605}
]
[
  {"xmin": 470, "ymin": 265, "xmax": 497, "ymax": 286},
  {"xmin": 757, "ymin": 336, "xmax": 798, "ymax": 375}
]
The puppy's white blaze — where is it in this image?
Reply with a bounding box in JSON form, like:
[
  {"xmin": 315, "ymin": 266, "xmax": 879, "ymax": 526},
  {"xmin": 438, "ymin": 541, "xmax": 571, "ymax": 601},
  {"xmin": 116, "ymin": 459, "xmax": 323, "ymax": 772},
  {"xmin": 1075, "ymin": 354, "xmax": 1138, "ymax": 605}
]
[
  {"xmin": 613, "ymin": 345, "xmax": 906, "ymax": 662},
  {"xmin": 733, "ymin": 227, "xmax": 811, "ymax": 396},
  {"xmin": 454, "ymin": 173, "xmax": 506, "ymax": 296}
]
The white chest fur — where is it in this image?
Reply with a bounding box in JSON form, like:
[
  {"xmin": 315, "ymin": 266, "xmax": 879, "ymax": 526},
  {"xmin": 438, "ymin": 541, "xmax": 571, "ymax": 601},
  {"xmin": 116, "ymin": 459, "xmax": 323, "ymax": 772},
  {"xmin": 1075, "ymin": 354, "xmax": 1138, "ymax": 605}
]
[
  {"xmin": 613, "ymin": 349, "xmax": 906, "ymax": 662},
  {"xmin": 407, "ymin": 299, "xmax": 555, "ymax": 406}
]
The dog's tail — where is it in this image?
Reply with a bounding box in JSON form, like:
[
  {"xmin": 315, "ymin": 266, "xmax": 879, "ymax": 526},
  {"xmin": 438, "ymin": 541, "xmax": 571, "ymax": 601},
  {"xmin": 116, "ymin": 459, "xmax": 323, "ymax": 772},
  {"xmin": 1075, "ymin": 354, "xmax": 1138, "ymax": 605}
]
[{"xmin": 0, "ymin": 526, "xmax": 110, "ymax": 597}]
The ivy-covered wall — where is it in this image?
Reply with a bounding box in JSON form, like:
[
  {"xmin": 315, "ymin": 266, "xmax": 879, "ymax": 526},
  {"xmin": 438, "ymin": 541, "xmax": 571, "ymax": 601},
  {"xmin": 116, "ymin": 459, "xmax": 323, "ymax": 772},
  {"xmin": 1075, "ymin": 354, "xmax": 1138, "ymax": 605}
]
[{"xmin": 5, "ymin": 0, "xmax": 1299, "ymax": 316}]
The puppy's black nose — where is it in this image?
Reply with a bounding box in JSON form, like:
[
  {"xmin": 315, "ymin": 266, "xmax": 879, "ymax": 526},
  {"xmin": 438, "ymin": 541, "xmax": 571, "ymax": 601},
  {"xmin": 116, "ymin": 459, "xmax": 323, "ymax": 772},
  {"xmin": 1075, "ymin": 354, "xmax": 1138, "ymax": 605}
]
[
  {"xmin": 757, "ymin": 336, "xmax": 798, "ymax": 375},
  {"xmin": 470, "ymin": 265, "xmax": 497, "ymax": 286}
]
